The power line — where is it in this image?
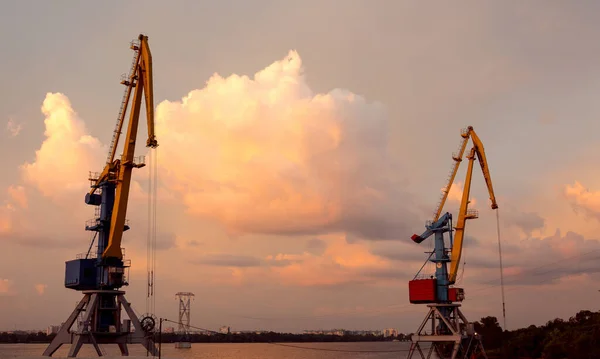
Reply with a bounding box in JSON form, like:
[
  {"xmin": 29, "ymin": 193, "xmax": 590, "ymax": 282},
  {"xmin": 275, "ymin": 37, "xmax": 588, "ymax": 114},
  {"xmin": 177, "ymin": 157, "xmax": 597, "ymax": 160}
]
[
  {"xmin": 269, "ymin": 342, "xmax": 412, "ymax": 353},
  {"xmin": 159, "ymin": 318, "xmax": 414, "ymax": 353},
  {"xmin": 495, "ymin": 209, "xmax": 507, "ymax": 330}
]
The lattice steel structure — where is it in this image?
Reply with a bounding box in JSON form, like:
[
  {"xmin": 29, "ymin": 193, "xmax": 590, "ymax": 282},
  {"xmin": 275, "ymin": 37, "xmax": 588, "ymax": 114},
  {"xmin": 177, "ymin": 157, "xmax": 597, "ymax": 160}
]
[{"xmin": 175, "ymin": 292, "xmax": 195, "ymax": 346}]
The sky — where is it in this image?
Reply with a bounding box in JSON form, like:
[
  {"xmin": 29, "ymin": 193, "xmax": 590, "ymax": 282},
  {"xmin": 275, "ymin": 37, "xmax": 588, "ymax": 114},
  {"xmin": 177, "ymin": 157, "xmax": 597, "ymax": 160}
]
[{"xmin": 2, "ymin": 0, "xmax": 600, "ymax": 334}]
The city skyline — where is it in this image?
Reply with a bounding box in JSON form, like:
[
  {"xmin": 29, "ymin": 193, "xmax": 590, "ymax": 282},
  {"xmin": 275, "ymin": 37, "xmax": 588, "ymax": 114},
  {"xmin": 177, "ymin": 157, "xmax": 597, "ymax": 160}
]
[{"xmin": 7, "ymin": 324, "xmax": 401, "ymax": 337}]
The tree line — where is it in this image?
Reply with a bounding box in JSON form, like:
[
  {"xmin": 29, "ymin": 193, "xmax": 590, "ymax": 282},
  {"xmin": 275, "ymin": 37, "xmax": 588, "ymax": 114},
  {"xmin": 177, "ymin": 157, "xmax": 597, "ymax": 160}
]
[
  {"xmin": 475, "ymin": 309, "xmax": 600, "ymax": 359},
  {"xmin": 2, "ymin": 308, "xmax": 599, "ymax": 359},
  {"xmin": 0, "ymin": 331, "xmax": 402, "ymax": 344}
]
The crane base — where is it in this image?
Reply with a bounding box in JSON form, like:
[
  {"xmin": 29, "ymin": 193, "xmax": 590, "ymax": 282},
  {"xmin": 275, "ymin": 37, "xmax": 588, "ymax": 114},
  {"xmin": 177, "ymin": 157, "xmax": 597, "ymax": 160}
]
[
  {"xmin": 42, "ymin": 290, "xmax": 158, "ymax": 357},
  {"xmin": 407, "ymin": 304, "xmax": 487, "ymax": 359}
]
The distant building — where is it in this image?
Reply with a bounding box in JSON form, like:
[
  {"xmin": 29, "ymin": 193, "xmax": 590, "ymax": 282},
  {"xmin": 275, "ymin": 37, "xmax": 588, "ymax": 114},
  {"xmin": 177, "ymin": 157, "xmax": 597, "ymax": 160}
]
[
  {"xmin": 304, "ymin": 329, "xmax": 388, "ymax": 336},
  {"xmin": 46, "ymin": 325, "xmax": 61, "ymax": 335},
  {"xmin": 383, "ymin": 328, "xmax": 398, "ymax": 337},
  {"xmin": 163, "ymin": 327, "xmax": 175, "ymax": 333},
  {"xmin": 219, "ymin": 326, "xmax": 230, "ymax": 334}
]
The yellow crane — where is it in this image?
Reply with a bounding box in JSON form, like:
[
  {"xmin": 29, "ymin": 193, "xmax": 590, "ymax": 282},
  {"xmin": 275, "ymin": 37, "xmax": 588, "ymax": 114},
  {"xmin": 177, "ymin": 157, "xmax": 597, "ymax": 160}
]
[
  {"xmin": 407, "ymin": 126, "xmax": 501, "ymax": 359},
  {"xmin": 85, "ymin": 34, "xmax": 157, "ymax": 263},
  {"xmin": 46, "ymin": 33, "xmax": 160, "ymax": 357},
  {"xmin": 446, "ymin": 126, "xmax": 498, "ymax": 284},
  {"xmin": 410, "ymin": 125, "xmax": 498, "ymax": 301}
]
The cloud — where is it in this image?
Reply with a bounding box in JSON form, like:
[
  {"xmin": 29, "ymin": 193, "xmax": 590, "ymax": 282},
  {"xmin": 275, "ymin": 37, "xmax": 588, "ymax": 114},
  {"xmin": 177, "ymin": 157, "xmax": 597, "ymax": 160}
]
[
  {"xmin": 154, "ymin": 50, "xmax": 417, "ymax": 240},
  {"xmin": 264, "ymin": 253, "xmax": 303, "ymax": 267},
  {"xmin": 366, "ymin": 206, "xmax": 599, "ymax": 289},
  {"xmin": 305, "ymin": 238, "xmax": 327, "ymax": 256},
  {"xmin": 193, "ymin": 253, "xmax": 303, "ymax": 269},
  {"xmin": 503, "ymin": 209, "xmax": 545, "ymax": 236},
  {"xmin": 34, "ymin": 284, "xmax": 48, "ymax": 295},
  {"xmin": 156, "ymin": 233, "xmax": 178, "ymax": 250},
  {"xmin": 564, "ymin": 181, "xmax": 600, "ymax": 221},
  {"xmin": 5, "ymin": 44, "xmax": 591, "ymax": 331},
  {"xmin": 446, "ymin": 181, "xmax": 477, "ymax": 207},
  {"xmin": 20, "ymin": 93, "xmax": 105, "ymax": 201},
  {"xmin": 0, "ymin": 186, "xmax": 28, "ymax": 235},
  {"xmin": 463, "ymin": 229, "xmax": 600, "ymax": 287},
  {"xmin": 0, "ymin": 205, "xmax": 13, "ymax": 234},
  {"xmin": 186, "ymin": 235, "xmax": 404, "ymax": 288},
  {"xmin": 359, "ymin": 267, "xmax": 411, "ymax": 281},
  {"xmin": 268, "ymin": 235, "xmax": 395, "ymax": 287},
  {"xmin": 187, "ymin": 239, "xmax": 202, "ymax": 247},
  {"xmin": 370, "ymin": 241, "xmax": 427, "ymax": 263},
  {"xmin": 7, "ymin": 185, "xmax": 27, "ymax": 209},
  {"xmin": 371, "ymin": 234, "xmax": 480, "ymax": 264},
  {"xmin": 6, "ymin": 118, "xmax": 22, "ymax": 137},
  {"xmin": 130, "ymin": 232, "xmax": 178, "ymax": 252},
  {"xmin": 0, "ymin": 279, "xmax": 15, "ymax": 296},
  {"xmin": 194, "ymin": 254, "xmax": 263, "ymax": 267}
]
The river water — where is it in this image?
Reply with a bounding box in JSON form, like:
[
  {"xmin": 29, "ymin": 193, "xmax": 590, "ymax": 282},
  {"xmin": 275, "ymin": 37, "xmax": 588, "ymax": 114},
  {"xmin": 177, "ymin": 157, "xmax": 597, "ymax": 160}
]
[{"xmin": 0, "ymin": 342, "xmax": 423, "ymax": 359}]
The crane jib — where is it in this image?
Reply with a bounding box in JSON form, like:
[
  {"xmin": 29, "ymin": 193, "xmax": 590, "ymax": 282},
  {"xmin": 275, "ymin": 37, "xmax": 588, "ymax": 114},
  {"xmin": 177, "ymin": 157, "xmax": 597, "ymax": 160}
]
[{"xmin": 408, "ymin": 126, "xmax": 498, "ymax": 305}]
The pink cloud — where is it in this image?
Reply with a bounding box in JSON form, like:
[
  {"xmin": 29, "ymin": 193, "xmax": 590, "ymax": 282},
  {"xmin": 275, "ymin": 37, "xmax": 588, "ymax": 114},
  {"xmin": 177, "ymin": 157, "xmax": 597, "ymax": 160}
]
[
  {"xmin": 6, "ymin": 118, "xmax": 22, "ymax": 137},
  {"xmin": 445, "ymin": 181, "xmax": 478, "ymax": 208},
  {"xmin": 267, "ymin": 235, "xmax": 397, "ymax": 287},
  {"xmin": 34, "ymin": 284, "xmax": 47, "ymax": 295},
  {"xmin": 0, "ymin": 279, "xmax": 16, "ymax": 296},
  {"xmin": 7, "ymin": 185, "xmax": 27, "ymax": 209},
  {"xmin": 19, "ymin": 93, "xmax": 106, "ymax": 201},
  {"xmin": 564, "ymin": 181, "xmax": 600, "ymax": 221},
  {"xmin": 154, "ymin": 50, "xmax": 416, "ymax": 240}
]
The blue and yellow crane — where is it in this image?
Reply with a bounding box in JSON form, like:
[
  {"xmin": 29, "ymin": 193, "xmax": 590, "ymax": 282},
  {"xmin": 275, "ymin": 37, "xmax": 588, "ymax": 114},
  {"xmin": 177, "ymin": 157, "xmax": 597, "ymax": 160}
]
[
  {"xmin": 44, "ymin": 34, "xmax": 159, "ymax": 357},
  {"xmin": 409, "ymin": 126, "xmax": 498, "ymax": 305},
  {"xmin": 66, "ymin": 34, "xmax": 156, "ymax": 292},
  {"xmin": 406, "ymin": 126, "xmax": 499, "ymax": 359}
]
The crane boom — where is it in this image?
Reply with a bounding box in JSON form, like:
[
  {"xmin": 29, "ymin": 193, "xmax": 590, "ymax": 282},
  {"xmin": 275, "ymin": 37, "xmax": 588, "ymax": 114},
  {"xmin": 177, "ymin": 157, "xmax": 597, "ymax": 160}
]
[
  {"xmin": 433, "ymin": 131, "xmax": 470, "ymax": 222},
  {"xmin": 105, "ymin": 35, "xmax": 156, "ymax": 260},
  {"xmin": 85, "ymin": 34, "xmax": 157, "ymax": 261},
  {"xmin": 433, "ymin": 126, "xmax": 499, "ymax": 222},
  {"xmin": 469, "ymin": 129, "xmax": 498, "ymax": 211},
  {"xmin": 447, "ymin": 130, "xmax": 498, "ymax": 284}
]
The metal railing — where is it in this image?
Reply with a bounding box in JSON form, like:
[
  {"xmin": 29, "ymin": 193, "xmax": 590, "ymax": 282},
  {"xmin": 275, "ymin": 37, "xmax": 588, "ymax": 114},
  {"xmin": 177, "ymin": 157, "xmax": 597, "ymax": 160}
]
[
  {"xmin": 412, "ymin": 273, "xmax": 436, "ymax": 280},
  {"xmin": 85, "ymin": 218, "xmax": 100, "ymax": 229},
  {"xmin": 75, "ymin": 247, "xmax": 130, "ymax": 261},
  {"xmin": 466, "ymin": 209, "xmax": 479, "ymax": 218},
  {"xmin": 133, "ymin": 155, "xmax": 146, "ymax": 166}
]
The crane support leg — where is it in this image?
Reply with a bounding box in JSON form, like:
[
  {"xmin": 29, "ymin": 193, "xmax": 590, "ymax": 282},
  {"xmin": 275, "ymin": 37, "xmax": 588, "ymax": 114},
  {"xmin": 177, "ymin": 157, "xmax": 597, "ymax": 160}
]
[
  {"xmin": 42, "ymin": 295, "xmax": 90, "ymax": 356},
  {"xmin": 407, "ymin": 304, "xmax": 488, "ymax": 359},
  {"xmin": 42, "ymin": 290, "xmax": 157, "ymax": 357}
]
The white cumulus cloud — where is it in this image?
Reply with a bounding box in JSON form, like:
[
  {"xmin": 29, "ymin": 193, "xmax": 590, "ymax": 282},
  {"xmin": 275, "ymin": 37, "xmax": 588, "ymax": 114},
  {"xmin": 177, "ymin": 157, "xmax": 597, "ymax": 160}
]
[
  {"xmin": 155, "ymin": 50, "xmax": 417, "ymax": 239},
  {"xmin": 564, "ymin": 181, "xmax": 600, "ymax": 221},
  {"xmin": 20, "ymin": 93, "xmax": 106, "ymax": 201}
]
